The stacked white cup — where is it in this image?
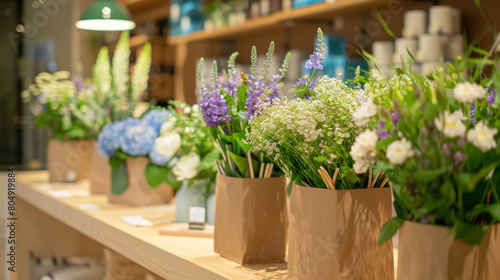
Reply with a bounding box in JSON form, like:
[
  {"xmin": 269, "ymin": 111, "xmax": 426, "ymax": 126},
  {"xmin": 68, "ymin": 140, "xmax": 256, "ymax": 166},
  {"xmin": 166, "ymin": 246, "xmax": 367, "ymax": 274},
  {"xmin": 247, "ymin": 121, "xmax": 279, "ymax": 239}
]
[{"xmin": 371, "ymin": 5, "xmax": 465, "ymax": 77}]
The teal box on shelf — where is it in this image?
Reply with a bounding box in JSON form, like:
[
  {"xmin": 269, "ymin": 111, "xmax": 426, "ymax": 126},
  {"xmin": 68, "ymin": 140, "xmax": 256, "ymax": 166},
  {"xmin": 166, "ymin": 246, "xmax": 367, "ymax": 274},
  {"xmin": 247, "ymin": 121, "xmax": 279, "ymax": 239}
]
[
  {"xmin": 292, "ymin": 0, "xmax": 323, "ymax": 8},
  {"xmin": 301, "ymin": 56, "xmax": 368, "ymax": 82},
  {"xmin": 169, "ymin": 0, "xmax": 204, "ymax": 36},
  {"xmin": 301, "ymin": 34, "xmax": 367, "ymax": 82}
]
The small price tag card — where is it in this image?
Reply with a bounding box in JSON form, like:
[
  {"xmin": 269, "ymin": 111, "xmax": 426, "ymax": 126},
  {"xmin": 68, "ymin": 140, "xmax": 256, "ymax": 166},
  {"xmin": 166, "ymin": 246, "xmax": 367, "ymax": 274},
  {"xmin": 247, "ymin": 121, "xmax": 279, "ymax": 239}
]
[
  {"xmin": 188, "ymin": 207, "xmax": 206, "ymax": 230},
  {"xmin": 121, "ymin": 215, "xmax": 154, "ymax": 227}
]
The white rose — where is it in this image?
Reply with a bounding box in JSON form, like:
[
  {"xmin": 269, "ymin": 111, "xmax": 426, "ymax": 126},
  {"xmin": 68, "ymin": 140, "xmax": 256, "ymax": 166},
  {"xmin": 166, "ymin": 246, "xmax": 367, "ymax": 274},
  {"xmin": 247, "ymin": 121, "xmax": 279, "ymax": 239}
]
[
  {"xmin": 434, "ymin": 110, "xmax": 466, "ymax": 138},
  {"xmin": 160, "ymin": 118, "xmax": 177, "ymax": 135},
  {"xmin": 467, "ymin": 121, "xmax": 498, "ymax": 152},
  {"xmin": 353, "ymin": 99, "xmax": 377, "ymax": 127},
  {"xmin": 173, "ymin": 152, "xmax": 201, "ymax": 181},
  {"xmin": 353, "ymin": 160, "xmax": 369, "ymax": 174},
  {"xmin": 155, "ymin": 132, "xmax": 181, "ymax": 157},
  {"xmin": 453, "ymin": 82, "xmax": 485, "ymax": 103},
  {"xmin": 354, "ymin": 130, "xmax": 379, "ymax": 151},
  {"xmin": 386, "ymin": 138, "xmax": 414, "ymax": 165}
]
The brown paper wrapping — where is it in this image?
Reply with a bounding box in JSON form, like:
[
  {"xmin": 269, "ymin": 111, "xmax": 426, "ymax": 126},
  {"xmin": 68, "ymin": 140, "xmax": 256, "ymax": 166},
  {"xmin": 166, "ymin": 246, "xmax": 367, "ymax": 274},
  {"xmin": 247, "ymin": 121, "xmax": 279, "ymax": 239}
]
[
  {"xmin": 398, "ymin": 221, "xmax": 500, "ymax": 280},
  {"xmin": 288, "ymin": 184, "xmax": 394, "ymax": 280},
  {"xmin": 47, "ymin": 139, "xmax": 94, "ymax": 182},
  {"xmin": 108, "ymin": 157, "xmax": 174, "ymax": 206},
  {"xmin": 89, "ymin": 142, "xmax": 111, "ymax": 195},
  {"xmin": 214, "ymin": 174, "xmax": 288, "ymax": 264}
]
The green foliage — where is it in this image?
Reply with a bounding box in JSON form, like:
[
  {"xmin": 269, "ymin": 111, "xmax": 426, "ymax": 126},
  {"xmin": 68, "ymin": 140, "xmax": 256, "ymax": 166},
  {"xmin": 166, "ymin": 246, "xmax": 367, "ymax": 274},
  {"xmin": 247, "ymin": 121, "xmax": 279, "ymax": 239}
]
[
  {"xmin": 110, "ymin": 157, "xmax": 128, "ymax": 195},
  {"xmin": 361, "ymin": 41, "xmax": 500, "ymax": 245}
]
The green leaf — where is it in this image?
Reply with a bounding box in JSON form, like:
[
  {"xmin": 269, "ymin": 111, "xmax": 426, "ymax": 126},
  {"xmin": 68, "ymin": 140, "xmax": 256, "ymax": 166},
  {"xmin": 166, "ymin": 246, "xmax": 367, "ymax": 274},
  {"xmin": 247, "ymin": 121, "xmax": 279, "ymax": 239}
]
[
  {"xmin": 373, "ymin": 161, "xmax": 394, "ymax": 176},
  {"xmin": 421, "ymin": 198, "xmax": 441, "ymax": 214},
  {"xmin": 197, "ymin": 148, "xmax": 221, "ymax": 172},
  {"xmin": 228, "ymin": 151, "xmax": 248, "ymax": 176},
  {"xmin": 145, "ymin": 164, "xmax": 168, "ymax": 188},
  {"xmin": 295, "ymin": 86, "xmax": 309, "ymax": 99},
  {"xmin": 313, "ymin": 156, "xmax": 327, "ymax": 163},
  {"xmin": 488, "ymin": 204, "xmax": 500, "ymax": 222},
  {"xmin": 235, "ymin": 137, "xmax": 252, "ymax": 154},
  {"xmin": 467, "ymin": 161, "xmax": 500, "ymax": 189},
  {"xmin": 237, "ymin": 84, "xmax": 249, "ymax": 111},
  {"xmin": 440, "ymin": 180, "xmax": 456, "ymax": 205},
  {"xmin": 454, "ymin": 222, "xmax": 488, "ymax": 245},
  {"xmin": 457, "ymin": 173, "xmax": 474, "ymax": 193},
  {"xmin": 165, "ymin": 169, "xmax": 182, "ymax": 188},
  {"xmin": 378, "ymin": 217, "xmax": 404, "ymax": 245},
  {"xmin": 221, "ymin": 88, "xmax": 236, "ymax": 107},
  {"xmin": 109, "ymin": 156, "xmax": 123, "ymax": 168},
  {"xmin": 374, "ymin": 8, "xmax": 396, "ymax": 39},
  {"xmin": 346, "ymin": 170, "xmax": 360, "ymax": 185},
  {"xmin": 394, "ymin": 200, "xmax": 408, "ymax": 220},
  {"xmin": 413, "ymin": 168, "xmax": 447, "ymax": 183},
  {"xmin": 111, "ymin": 160, "xmax": 128, "ymax": 195},
  {"xmin": 376, "ymin": 136, "xmax": 394, "ymax": 151}
]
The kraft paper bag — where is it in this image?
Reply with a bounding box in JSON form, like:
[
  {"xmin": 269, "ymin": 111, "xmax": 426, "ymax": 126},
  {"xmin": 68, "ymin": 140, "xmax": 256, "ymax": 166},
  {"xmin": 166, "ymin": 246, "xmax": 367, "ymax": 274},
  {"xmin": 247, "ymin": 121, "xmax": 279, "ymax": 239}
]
[
  {"xmin": 398, "ymin": 221, "xmax": 500, "ymax": 280},
  {"xmin": 89, "ymin": 142, "xmax": 111, "ymax": 195},
  {"xmin": 288, "ymin": 185, "xmax": 394, "ymax": 280},
  {"xmin": 214, "ymin": 174, "xmax": 288, "ymax": 264},
  {"xmin": 108, "ymin": 157, "xmax": 174, "ymax": 206},
  {"xmin": 47, "ymin": 139, "xmax": 94, "ymax": 182}
]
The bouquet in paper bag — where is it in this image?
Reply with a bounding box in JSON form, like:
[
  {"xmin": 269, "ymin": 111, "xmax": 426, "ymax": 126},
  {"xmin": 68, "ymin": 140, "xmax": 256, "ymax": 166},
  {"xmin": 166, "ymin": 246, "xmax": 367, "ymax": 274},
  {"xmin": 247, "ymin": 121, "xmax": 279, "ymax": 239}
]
[
  {"xmin": 97, "ymin": 108, "xmax": 172, "ymax": 194},
  {"xmin": 352, "ymin": 44, "xmax": 500, "ymax": 246},
  {"xmin": 197, "ymin": 42, "xmax": 290, "ymax": 178},
  {"xmin": 248, "ymin": 29, "xmax": 391, "ymax": 189},
  {"xmin": 22, "ymin": 71, "xmax": 106, "ymax": 140},
  {"xmin": 152, "ymin": 102, "xmax": 220, "ymax": 191}
]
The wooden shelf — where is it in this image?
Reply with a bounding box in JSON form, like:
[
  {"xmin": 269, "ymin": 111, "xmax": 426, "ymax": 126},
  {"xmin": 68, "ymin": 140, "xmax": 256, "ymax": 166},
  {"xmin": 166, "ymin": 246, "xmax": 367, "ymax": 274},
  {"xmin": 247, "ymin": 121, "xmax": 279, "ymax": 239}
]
[
  {"xmin": 167, "ymin": 0, "xmax": 391, "ymax": 45},
  {"xmin": 17, "ymin": 172, "xmax": 287, "ymax": 280}
]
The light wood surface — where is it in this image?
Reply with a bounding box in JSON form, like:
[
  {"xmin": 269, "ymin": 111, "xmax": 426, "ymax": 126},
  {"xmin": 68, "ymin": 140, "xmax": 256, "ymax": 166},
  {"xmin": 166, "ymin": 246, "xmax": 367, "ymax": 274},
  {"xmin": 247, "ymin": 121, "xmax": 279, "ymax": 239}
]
[{"xmin": 17, "ymin": 171, "xmax": 287, "ymax": 280}]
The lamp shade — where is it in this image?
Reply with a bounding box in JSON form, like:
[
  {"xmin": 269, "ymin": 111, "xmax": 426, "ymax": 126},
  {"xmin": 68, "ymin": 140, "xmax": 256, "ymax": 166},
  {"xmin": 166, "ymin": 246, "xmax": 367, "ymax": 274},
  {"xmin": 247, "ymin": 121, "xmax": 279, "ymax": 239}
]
[{"xmin": 76, "ymin": 0, "xmax": 136, "ymax": 31}]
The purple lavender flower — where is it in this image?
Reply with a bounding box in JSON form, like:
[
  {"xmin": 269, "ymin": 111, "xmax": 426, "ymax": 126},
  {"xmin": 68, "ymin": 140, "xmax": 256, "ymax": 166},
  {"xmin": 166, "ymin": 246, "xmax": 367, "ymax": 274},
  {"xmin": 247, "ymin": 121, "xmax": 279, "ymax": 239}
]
[
  {"xmin": 72, "ymin": 75, "xmax": 84, "ymax": 92},
  {"xmin": 198, "ymin": 84, "xmax": 231, "ymax": 127},
  {"xmin": 391, "ymin": 112, "xmax": 400, "ymax": 125},
  {"xmin": 266, "ymin": 74, "xmax": 282, "ymax": 100},
  {"xmin": 487, "ymin": 89, "xmax": 497, "ymax": 105},
  {"xmin": 222, "ymin": 70, "xmax": 240, "ymax": 98},
  {"xmin": 469, "ymin": 102, "xmax": 476, "ymax": 124},
  {"xmin": 375, "ymin": 120, "xmax": 388, "ymax": 140},
  {"xmin": 245, "ymin": 76, "xmax": 266, "ymax": 119},
  {"xmin": 305, "ymin": 53, "xmax": 325, "ymax": 70}
]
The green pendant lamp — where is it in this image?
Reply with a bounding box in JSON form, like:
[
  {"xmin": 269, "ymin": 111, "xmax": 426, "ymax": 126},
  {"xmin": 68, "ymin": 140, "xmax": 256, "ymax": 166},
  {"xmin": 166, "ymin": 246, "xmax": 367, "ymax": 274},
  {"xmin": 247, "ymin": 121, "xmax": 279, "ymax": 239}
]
[{"xmin": 76, "ymin": 0, "xmax": 136, "ymax": 31}]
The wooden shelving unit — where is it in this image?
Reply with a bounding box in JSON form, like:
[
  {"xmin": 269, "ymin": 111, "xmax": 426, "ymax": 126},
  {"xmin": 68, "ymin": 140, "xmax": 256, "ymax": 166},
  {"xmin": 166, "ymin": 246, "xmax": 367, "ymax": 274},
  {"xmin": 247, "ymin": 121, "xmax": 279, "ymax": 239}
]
[{"xmin": 168, "ymin": 0, "xmax": 392, "ymax": 45}]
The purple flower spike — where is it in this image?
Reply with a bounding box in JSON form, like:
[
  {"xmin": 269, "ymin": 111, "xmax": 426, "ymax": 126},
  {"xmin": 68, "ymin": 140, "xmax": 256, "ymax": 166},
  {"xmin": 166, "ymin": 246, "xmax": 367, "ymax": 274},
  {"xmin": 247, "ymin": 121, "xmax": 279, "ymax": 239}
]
[
  {"xmin": 391, "ymin": 112, "xmax": 400, "ymax": 125},
  {"xmin": 375, "ymin": 120, "xmax": 388, "ymax": 139},
  {"xmin": 305, "ymin": 53, "xmax": 325, "ymax": 70},
  {"xmin": 198, "ymin": 84, "xmax": 231, "ymax": 127},
  {"xmin": 469, "ymin": 102, "xmax": 476, "ymax": 124},
  {"xmin": 72, "ymin": 75, "xmax": 84, "ymax": 92},
  {"xmin": 487, "ymin": 89, "xmax": 497, "ymax": 105}
]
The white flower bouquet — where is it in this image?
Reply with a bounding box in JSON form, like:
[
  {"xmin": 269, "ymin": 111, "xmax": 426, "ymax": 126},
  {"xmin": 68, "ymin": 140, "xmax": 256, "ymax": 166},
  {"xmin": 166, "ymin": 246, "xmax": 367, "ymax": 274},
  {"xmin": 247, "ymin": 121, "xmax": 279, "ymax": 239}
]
[
  {"xmin": 154, "ymin": 102, "xmax": 220, "ymax": 189},
  {"xmin": 247, "ymin": 29, "xmax": 391, "ymax": 190},
  {"xmin": 22, "ymin": 71, "xmax": 105, "ymax": 140},
  {"xmin": 352, "ymin": 46, "xmax": 500, "ymax": 246}
]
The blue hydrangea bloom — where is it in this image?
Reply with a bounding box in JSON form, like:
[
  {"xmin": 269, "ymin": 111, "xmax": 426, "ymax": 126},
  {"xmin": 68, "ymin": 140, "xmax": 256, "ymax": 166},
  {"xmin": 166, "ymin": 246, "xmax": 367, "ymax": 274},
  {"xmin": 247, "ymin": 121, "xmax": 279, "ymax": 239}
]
[
  {"xmin": 120, "ymin": 125, "xmax": 157, "ymax": 156},
  {"xmin": 141, "ymin": 109, "xmax": 172, "ymax": 134},
  {"xmin": 97, "ymin": 117, "xmax": 141, "ymax": 156},
  {"xmin": 149, "ymin": 146, "xmax": 171, "ymax": 166}
]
